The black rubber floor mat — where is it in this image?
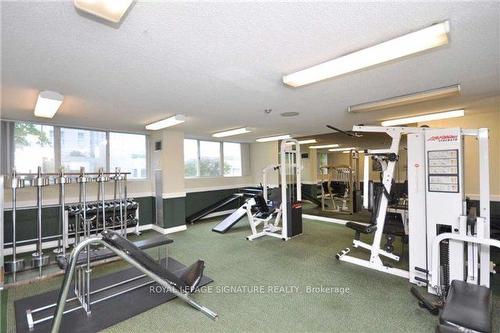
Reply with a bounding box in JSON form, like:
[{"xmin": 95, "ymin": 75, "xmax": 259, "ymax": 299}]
[{"xmin": 14, "ymin": 257, "xmax": 214, "ymax": 333}]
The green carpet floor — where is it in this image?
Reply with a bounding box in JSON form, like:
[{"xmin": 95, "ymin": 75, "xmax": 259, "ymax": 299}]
[{"xmin": 4, "ymin": 217, "xmax": 499, "ymax": 333}]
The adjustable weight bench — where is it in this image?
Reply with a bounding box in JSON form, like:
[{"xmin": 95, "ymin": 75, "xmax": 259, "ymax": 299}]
[
  {"xmin": 46, "ymin": 230, "xmax": 217, "ymax": 333},
  {"xmin": 101, "ymin": 230, "xmax": 205, "ymax": 293},
  {"xmin": 55, "ymin": 234, "xmax": 174, "ymax": 269}
]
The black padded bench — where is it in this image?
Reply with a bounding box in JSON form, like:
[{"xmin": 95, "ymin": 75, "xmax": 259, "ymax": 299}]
[
  {"xmin": 437, "ymin": 280, "xmax": 492, "ymax": 333},
  {"xmin": 56, "ymin": 234, "xmax": 173, "ymax": 269},
  {"xmin": 345, "ymin": 222, "xmax": 377, "ymax": 235},
  {"xmin": 101, "ymin": 230, "xmax": 204, "ymax": 292}
]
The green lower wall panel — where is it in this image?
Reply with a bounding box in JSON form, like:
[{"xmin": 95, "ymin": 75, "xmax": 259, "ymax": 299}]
[
  {"xmin": 135, "ymin": 196, "xmax": 154, "ymax": 226},
  {"xmin": 162, "ymin": 197, "xmax": 186, "ymax": 228},
  {"xmin": 2, "ymin": 196, "xmax": 154, "ymax": 245},
  {"xmin": 3, "ymin": 188, "xmax": 500, "ymax": 244},
  {"xmin": 185, "ymin": 188, "xmax": 242, "ymax": 217},
  {"xmin": 0, "ymin": 289, "xmax": 6, "ymax": 333},
  {"xmin": 302, "ymin": 183, "xmax": 318, "ymax": 198},
  {"xmin": 3, "ymin": 206, "xmax": 59, "ymax": 245}
]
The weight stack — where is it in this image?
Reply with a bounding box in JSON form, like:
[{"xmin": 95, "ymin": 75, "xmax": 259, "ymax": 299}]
[{"xmin": 287, "ymin": 201, "xmax": 303, "ymax": 238}]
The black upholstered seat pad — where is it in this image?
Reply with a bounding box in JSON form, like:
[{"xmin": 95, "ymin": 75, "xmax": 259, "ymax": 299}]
[
  {"xmin": 440, "ymin": 280, "xmax": 491, "ymax": 333},
  {"xmin": 345, "ymin": 222, "xmax": 376, "ymax": 234},
  {"xmin": 102, "ymin": 230, "xmax": 201, "ymax": 290}
]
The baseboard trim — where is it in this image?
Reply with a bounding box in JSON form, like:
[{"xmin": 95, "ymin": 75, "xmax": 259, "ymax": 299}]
[
  {"xmin": 162, "ymin": 192, "xmax": 187, "ymax": 199},
  {"xmin": 151, "ymin": 224, "xmax": 187, "ymax": 234}
]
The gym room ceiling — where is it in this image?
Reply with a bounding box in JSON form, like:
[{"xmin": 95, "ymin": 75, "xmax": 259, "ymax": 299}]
[{"xmin": 1, "ymin": 2, "xmax": 499, "ymax": 141}]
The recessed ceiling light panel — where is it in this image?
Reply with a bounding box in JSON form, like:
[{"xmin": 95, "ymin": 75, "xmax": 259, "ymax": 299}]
[
  {"xmin": 381, "ymin": 110, "xmax": 465, "ymax": 126},
  {"xmin": 256, "ymin": 135, "xmax": 291, "ymax": 142},
  {"xmin": 34, "ymin": 90, "xmax": 64, "ymax": 118},
  {"xmin": 212, "ymin": 127, "xmax": 251, "ymax": 138},
  {"xmin": 280, "ymin": 112, "xmax": 300, "ymax": 117},
  {"xmin": 348, "ymin": 84, "xmax": 460, "ymax": 113},
  {"xmin": 145, "ymin": 115, "xmax": 185, "ymax": 130},
  {"xmin": 309, "ymin": 144, "xmax": 340, "ymax": 149},
  {"xmin": 286, "ymin": 139, "xmax": 317, "ymax": 145},
  {"xmin": 328, "ymin": 147, "xmax": 357, "ymax": 152},
  {"xmin": 283, "ymin": 21, "xmax": 450, "ymax": 87},
  {"xmin": 74, "ymin": 0, "xmax": 134, "ymax": 23}
]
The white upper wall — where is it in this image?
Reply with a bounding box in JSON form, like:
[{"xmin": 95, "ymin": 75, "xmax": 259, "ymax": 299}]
[
  {"xmin": 1, "ymin": 2, "xmax": 499, "ymax": 139},
  {"xmin": 250, "ymin": 141, "xmax": 279, "ymax": 186}
]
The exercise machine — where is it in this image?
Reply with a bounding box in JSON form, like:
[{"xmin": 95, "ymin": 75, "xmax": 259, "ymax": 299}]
[
  {"xmin": 212, "ymin": 197, "xmax": 256, "ymax": 233},
  {"xmin": 336, "ymin": 125, "xmax": 498, "ymax": 332},
  {"xmin": 211, "ymin": 188, "xmax": 262, "ymax": 233},
  {"xmin": 318, "ymin": 150, "xmax": 361, "ymax": 214},
  {"xmin": 186, "ymin": 193, "xmax": 244, "ymax": 224},
  {"xmin": 245, "ymin": 139, "xmax": 302, "ymax": 241},
  {"xmin": 319, "ymin": 165, "xmax": 350, "ymax": 212}
]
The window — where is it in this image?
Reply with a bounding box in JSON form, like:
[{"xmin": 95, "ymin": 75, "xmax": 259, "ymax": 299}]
[
  {"xmin": 8, "ymin": 121, "xmax": 148, "ymax": 179},
  {"xmin": 184, "ymin": 139, "xmax": 243, "ymax": 178},
  {"xmin": 109, "ymin": 132, "xmax": 147, "ymax": 179},
  {"xmin": 223, "ymin": 142, "xmax": 242, "ymax": 176},
  {"xmin": 14, "ymin": 122, "xmax": 55, "ymax": 173},
  {"xmin": 61, "ymin": 128, "xmax": 107, "ymax": 172},
  {"xmin": 318, "ymin": 153, "xmax": 328, "ymax": 168},
  {"xmin": 199, "ymin": 141, "xmax": 221, "ymax": 177},
  {"xmin": 184, "ymin": 139, "xmax": 199, "ymax": 177}
]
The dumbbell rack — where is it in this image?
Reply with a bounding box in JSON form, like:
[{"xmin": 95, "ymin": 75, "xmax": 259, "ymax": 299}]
[
  {"xmin": 0, "ymin": 166, "xmax": 138, "ymax": 287},
  {"xmin": 65, "ymin": 199, "xmax": 139, "ymax": 245}
]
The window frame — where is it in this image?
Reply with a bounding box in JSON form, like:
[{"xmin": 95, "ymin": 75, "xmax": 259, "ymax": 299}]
[
  {"xmin": 222, "ymin": 141, "xmax": 243, "ymax": 178},
  {"xmin": 60, "ymin": 126, "xmax": 108, "ymax": 173},
  {"xmin": 9, "ymin": 120, "xmax": 150, "ymax": 181},
  {"xmin": 108, "ymin": 131, "xmax": 149, "ymax": 181},
  {"xmin": 13, "ymin": 121, "xmax": 57, "ymax": 173},
  {"xmin": 183, "ymin": 138, "xmax": 200, "ymax": 178},
  {"xmin": 184, "ymin": 138, "xmax": 243, "ymax": 179}
]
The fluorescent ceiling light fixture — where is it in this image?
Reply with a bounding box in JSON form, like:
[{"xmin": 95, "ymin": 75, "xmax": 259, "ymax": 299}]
[
  {"xmin": 298, "ymin": 139, "xmax": 317, "ymax": 144},
  {"xmin": 309, "ymin": 144, "xmax": 340, "ymax": 149},
  {"xmin": 342, "ymin": 150, "xmax": 364, "ymax": 154},
  {"xmin": 286, "ymin": 139, "xmax": 318, "ymax": 145},
  {"xmin": 212, "ymin": 127, "xmax": 251, "ymax": 138},
  {"xmin": 74, "ymin": 0, "xmax": 134, "ymax": 23},
  {"xmin": 283, "ymin": 21, "xmax": 450, "ymax": 87},
  {"xmin": 34, "ymin": 91, "xmax": 64, "ymax": 118},
  {"xmin": 381, "ymin": 109, "xmax": 464, "ymax": 126},
  {"xmin": 145, "ymin": 115, "xmax": 186, "ymax": 130},
  {"xmin": 328, "ymin": 147, "xmax": 357, "ymax": 152},
  {"xmin": 256, "ymin": 135, "xmax": 291, "ymax": 142},
  {"xmin": 348, "ymin": 84, "xmax": 460, "ymax": 113}
]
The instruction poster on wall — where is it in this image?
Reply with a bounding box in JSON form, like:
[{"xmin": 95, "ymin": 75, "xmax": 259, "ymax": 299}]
[{"xmin": 427, "ymin": 149, "xmax": 459, "ymax": 193}]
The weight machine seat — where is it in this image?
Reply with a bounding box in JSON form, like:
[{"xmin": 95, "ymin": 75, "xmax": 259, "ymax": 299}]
[
  {"xmin": 255, "ymin": 211, "xmax": 273, "ymax": 219},
  {"xmin": 254, "ymin": 195, "xmax": 270, "ymax": 213},
  {"xmin": 330, "ymin": 181, "xmax": 348, "ymax": 197},
  {"xmin": 101, "ymin": 230, "xmax": 205, "ymax": 293},
  {"xmin": 438, "ymin": 280, "xmax": 491, "ymax": 333},
  {"xmin": 345, "ymin": 222, "xmax": 377, "ymax": 234},
  {"xmin": 383, "ymin": 212, "xmax": 406, "ymax": 237},
  {"xmin": 322, "ymin": 181, "xmax": 330, "ymax": 194}
]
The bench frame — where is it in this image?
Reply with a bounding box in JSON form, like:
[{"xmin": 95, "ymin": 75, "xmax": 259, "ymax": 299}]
[{"xmin": 48, "ymin": 235, "xmax": 217, "ymax": 333}]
